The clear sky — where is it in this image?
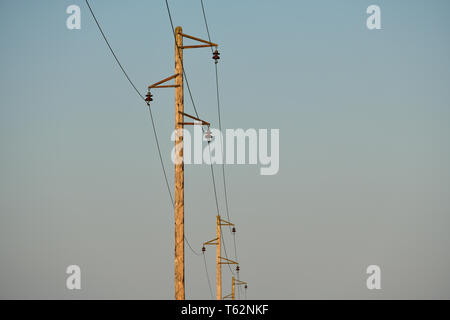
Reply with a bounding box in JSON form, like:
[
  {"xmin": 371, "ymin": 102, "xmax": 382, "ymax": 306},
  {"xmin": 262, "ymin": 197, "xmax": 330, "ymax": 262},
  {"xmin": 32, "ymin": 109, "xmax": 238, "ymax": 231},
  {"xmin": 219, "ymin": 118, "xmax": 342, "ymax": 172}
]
[{"xmin": 1, "ymin": 0, "xmax": 450, "ymax": 299}]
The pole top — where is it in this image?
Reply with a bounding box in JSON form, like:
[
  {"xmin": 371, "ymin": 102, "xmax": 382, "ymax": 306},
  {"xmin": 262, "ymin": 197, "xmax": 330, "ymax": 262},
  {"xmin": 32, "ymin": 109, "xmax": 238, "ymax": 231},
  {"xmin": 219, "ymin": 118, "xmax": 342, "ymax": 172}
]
[{"xmin": 175, "ymin": 26, "xmax": 182, "ymax": 33}]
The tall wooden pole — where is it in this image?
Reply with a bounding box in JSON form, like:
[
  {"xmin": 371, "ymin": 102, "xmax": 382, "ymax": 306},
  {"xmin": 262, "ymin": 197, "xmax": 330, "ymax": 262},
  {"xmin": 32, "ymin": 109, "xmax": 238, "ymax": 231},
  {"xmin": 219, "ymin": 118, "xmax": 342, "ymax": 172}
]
[
  {"xmin": 216, "ymin": 215, "xmax": 221, "ymax": 300},
  {"xmin": 174, "ymin": 26, "xmax": 185, "ymax": 300},
  {"xmin": 232, "ymin": 276, "xmax": 235, "ymax": 300}
]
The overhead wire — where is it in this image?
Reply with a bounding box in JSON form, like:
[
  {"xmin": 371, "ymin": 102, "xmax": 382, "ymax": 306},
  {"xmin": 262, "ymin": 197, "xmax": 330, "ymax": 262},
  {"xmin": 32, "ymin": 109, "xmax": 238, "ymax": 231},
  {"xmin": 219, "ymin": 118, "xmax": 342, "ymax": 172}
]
[
  {"xmin": 85, "ymin": 0, "xmax": 200, "ymax": 257},
  {"xmin": 200, "ymin": 0, "xmax": 241, "ymax": 284},
  {"xmin": 85, "ymin": 0, "xmax": 144, "ymax": 100},
  {"xmin": 164, "ymin": 0, "xmax": 237, "ymax": 277},
  {"xmin": 200, "ymin": 0, "xmax": 238, "ymax": 262},
  {"xmin": 202, "ymin": 251, "xmax": 214, "ymax": 299}
]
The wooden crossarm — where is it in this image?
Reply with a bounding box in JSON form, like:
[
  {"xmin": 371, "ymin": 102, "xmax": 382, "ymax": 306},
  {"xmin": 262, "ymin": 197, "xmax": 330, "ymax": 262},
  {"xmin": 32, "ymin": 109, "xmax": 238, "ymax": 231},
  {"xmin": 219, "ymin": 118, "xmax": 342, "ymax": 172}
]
[
  {"xmin": 148, "ymin": 74, "xmax": 180, "ymax": 89},
  {"xmin": 203, "ymin": 237, "xmax": 219, "ymax": 246},
  {"xmin": 181, "ymin": 45, "xmax": 214, "ymax": 49},
  {"xmin": 219, "ymin": 257, "xmax": 238, "ymax": 265},
  {"xmin": 152, "ymin": 85, "xmax": 180, "ymax": 88},
  {"xmin": 180, "ymin": 33, "xmax": 218, "ymax": 47},
  {"xmin": 178, "ymin": 111, "xmax": 210, "ymax": 126},
  {"xmin": 219, "ymin": 217, "xmax": 234, "ymax": 226}
]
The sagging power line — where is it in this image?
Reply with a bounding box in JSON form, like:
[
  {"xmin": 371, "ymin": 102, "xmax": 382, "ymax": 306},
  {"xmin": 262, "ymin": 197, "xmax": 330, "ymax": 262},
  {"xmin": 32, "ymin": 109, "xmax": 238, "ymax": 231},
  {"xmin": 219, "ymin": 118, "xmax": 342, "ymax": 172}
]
[
  {"xmin": 85, "ymin": 0, "xmax": 249, "ymax": 300},
  {"xmin": 84, "ymin": 0, "xmax": 202, "ymax": 258},
  {"xmin": 164, "ymin": 0, "xmax": 249, "ymax": 299}
]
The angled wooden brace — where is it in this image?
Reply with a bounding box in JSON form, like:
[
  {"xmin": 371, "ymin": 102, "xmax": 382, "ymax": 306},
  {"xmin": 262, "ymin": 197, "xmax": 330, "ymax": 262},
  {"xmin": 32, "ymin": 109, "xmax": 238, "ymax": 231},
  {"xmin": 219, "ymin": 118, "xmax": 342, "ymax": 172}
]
[
  {"xmin": 225, "ymin": 276, "xmax": 247, "ymax": 300},
  {"xmin": 222, "ymin": 293, "xmax": 233, "ymax": 299},
  {"xmin": 180, "ymin": 33, "xmax": 218, "ymax": 49},
  {"xmin": 148, "ymin": 73, "xmax": 180, "ymax": 89},
  {"xmin": 178, "ymin": 111, "xmax": 210, "ymax": 126},
  {"xmin": 146, "ymin": 74, "xmax": 181, "ymax": 103},
  {"xmin": 218, "ymin": 217, "xmax": 234, "ymax": 227},
  {"xmin": 203, "ymin": 237, "xmax": 219, "ymax": 246},
  {"xmin": 219, "ymin": 257, "xmax": 238, "ymax": 265},
  {"xmin": 235, "ymin": 279, "xmax": 247, "ymax": 286}
]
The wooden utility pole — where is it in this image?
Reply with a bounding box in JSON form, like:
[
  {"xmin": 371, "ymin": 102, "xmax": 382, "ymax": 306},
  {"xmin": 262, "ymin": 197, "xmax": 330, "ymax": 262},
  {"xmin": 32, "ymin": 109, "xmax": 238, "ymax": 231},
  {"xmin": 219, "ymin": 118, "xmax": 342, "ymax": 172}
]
[
  {"xmin": 203, "ymin": 216, "xmax": 238, "ymax": 300},
  {"xmin": 223, "ymin": 277, "xmax": 247, "ymax": 300},
  {"xmin": 174, "ymin": 26, "xmax": 184, "ymax": 300},
  {"xmin": 216, "ymin": 215, "xmax": 221, "ymax": 300},
  {"xmin": 223, "ymin": 276, "xmax": 246, "ymax": 300},
  {"xmin": 232, "ymin": 276, "xmax": 235, "ymax": 300},
  {"xmin": 147, "ymin": 26, "xmax": 218, "ymax": 300}
]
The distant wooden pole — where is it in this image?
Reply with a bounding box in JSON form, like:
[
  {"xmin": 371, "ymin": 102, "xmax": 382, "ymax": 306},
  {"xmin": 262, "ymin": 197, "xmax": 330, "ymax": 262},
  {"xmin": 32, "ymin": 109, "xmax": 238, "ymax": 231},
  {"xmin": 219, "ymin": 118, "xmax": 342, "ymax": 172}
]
[
  {"xmin": 174, "ymin": 26, "xmax": 185, "ymax": 300},
  {"xmin": 217, "ymin": 215, "xmax": 221, "ymax": 300},
  {"xmin": 232, "ymin": 276, "xmax": 235, "ymax": 300}
]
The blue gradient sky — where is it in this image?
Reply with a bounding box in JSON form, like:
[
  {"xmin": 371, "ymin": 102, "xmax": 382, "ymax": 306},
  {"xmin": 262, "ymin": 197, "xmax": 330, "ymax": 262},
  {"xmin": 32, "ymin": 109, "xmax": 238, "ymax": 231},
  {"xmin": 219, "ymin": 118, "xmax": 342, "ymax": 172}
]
[{"xmin": 1, "ymin": 0, "xmax": 450, "ymax": 299}]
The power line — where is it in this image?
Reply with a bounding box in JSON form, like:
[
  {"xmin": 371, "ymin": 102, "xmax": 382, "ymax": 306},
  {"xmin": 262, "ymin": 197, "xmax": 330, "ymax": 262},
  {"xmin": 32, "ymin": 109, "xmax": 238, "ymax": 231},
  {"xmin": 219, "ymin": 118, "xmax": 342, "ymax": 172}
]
[
  {"xmin": 147, "ymin": 107, "xmax": 174, "ymax": 206},
  {"xmin": 202, "ymin": 251, "xmax": 214, "ymax": 299},
  {"xmin": 201, "ymin": 0, "xmax": 234, "ymax": 237},
  {"xmin": 206, "ymin": 142, "xmax": 220, "ymax": 215},
  {"xmin": 164, "ymin": 0, "xmax": 237, "ymax": 276},
  {"xmin": 208, "ymin": 142, "xmax": 235, "ymax": 276},
  {"xmin": 237, "ymin": 272, "xmax": 241, "ymax": 299},
  {"xmin": 86, "ymin": 0, "xmax": 241, "ymax": 299},
  {"xmin": 215, "ymin": 64, "xmax": 238, "ymax": 263},
  {"xmin": 200, "ymin": 0, "xmax": 213, "ymax": 54},
  {"xmin": 85, "ymin": 0, "xmax": 144, "ymax": 100},
  {"xmin": 200, "ymin": 0, "xmax": 240, "ymax": 273},
  {"xmin": 85, "ymin": 0, "xmax": 200, "ymax": 257},
  {"xmin": 165, "ymin": 0, "xmax": 202, "ymax": 119},
  {"xmin": 148, "ymin": 107, "xmax": 201, "ymax": 256},
  {"xmin": 149, "ymin": 105, "xmax": 200, "ymax": 256}
]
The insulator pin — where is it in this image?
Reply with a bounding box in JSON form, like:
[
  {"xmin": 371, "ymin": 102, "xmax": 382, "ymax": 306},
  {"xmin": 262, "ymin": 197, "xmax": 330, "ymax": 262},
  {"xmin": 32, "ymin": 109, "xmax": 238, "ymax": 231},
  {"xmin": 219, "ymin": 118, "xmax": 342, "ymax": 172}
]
[
  {"xmin": 205, "ymin": 127, "xmax": 213, "ymax": 142},
  {"xmin": 212, "ymin": 49, "xmax": 220, "ymax": 63},
  {"xmin": 145, "ymin": 91, "xmax": 153, "ymax": 103}
]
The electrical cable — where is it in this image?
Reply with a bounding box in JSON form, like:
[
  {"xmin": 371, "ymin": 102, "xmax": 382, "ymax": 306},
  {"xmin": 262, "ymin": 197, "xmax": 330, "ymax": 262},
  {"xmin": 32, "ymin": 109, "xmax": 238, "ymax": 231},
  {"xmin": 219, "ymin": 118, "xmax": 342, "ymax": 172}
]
[
  {"xmin": 165, "ymin": 0, "xmax": 238, "ymax": 273},
  {"xmin": 202, "ymin": 251, "xmax": 215, "ymax": 299},
  {"xmin": 200, "ymin": 0, "xmax": 240, "ymax": 278},
  {"xmin": 200, "ymin": 0, "xmax": 238, "ymax": 261},
  {"xmin": 85, "ymin": 0, "xmax": 200, "ymax": 257}
]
